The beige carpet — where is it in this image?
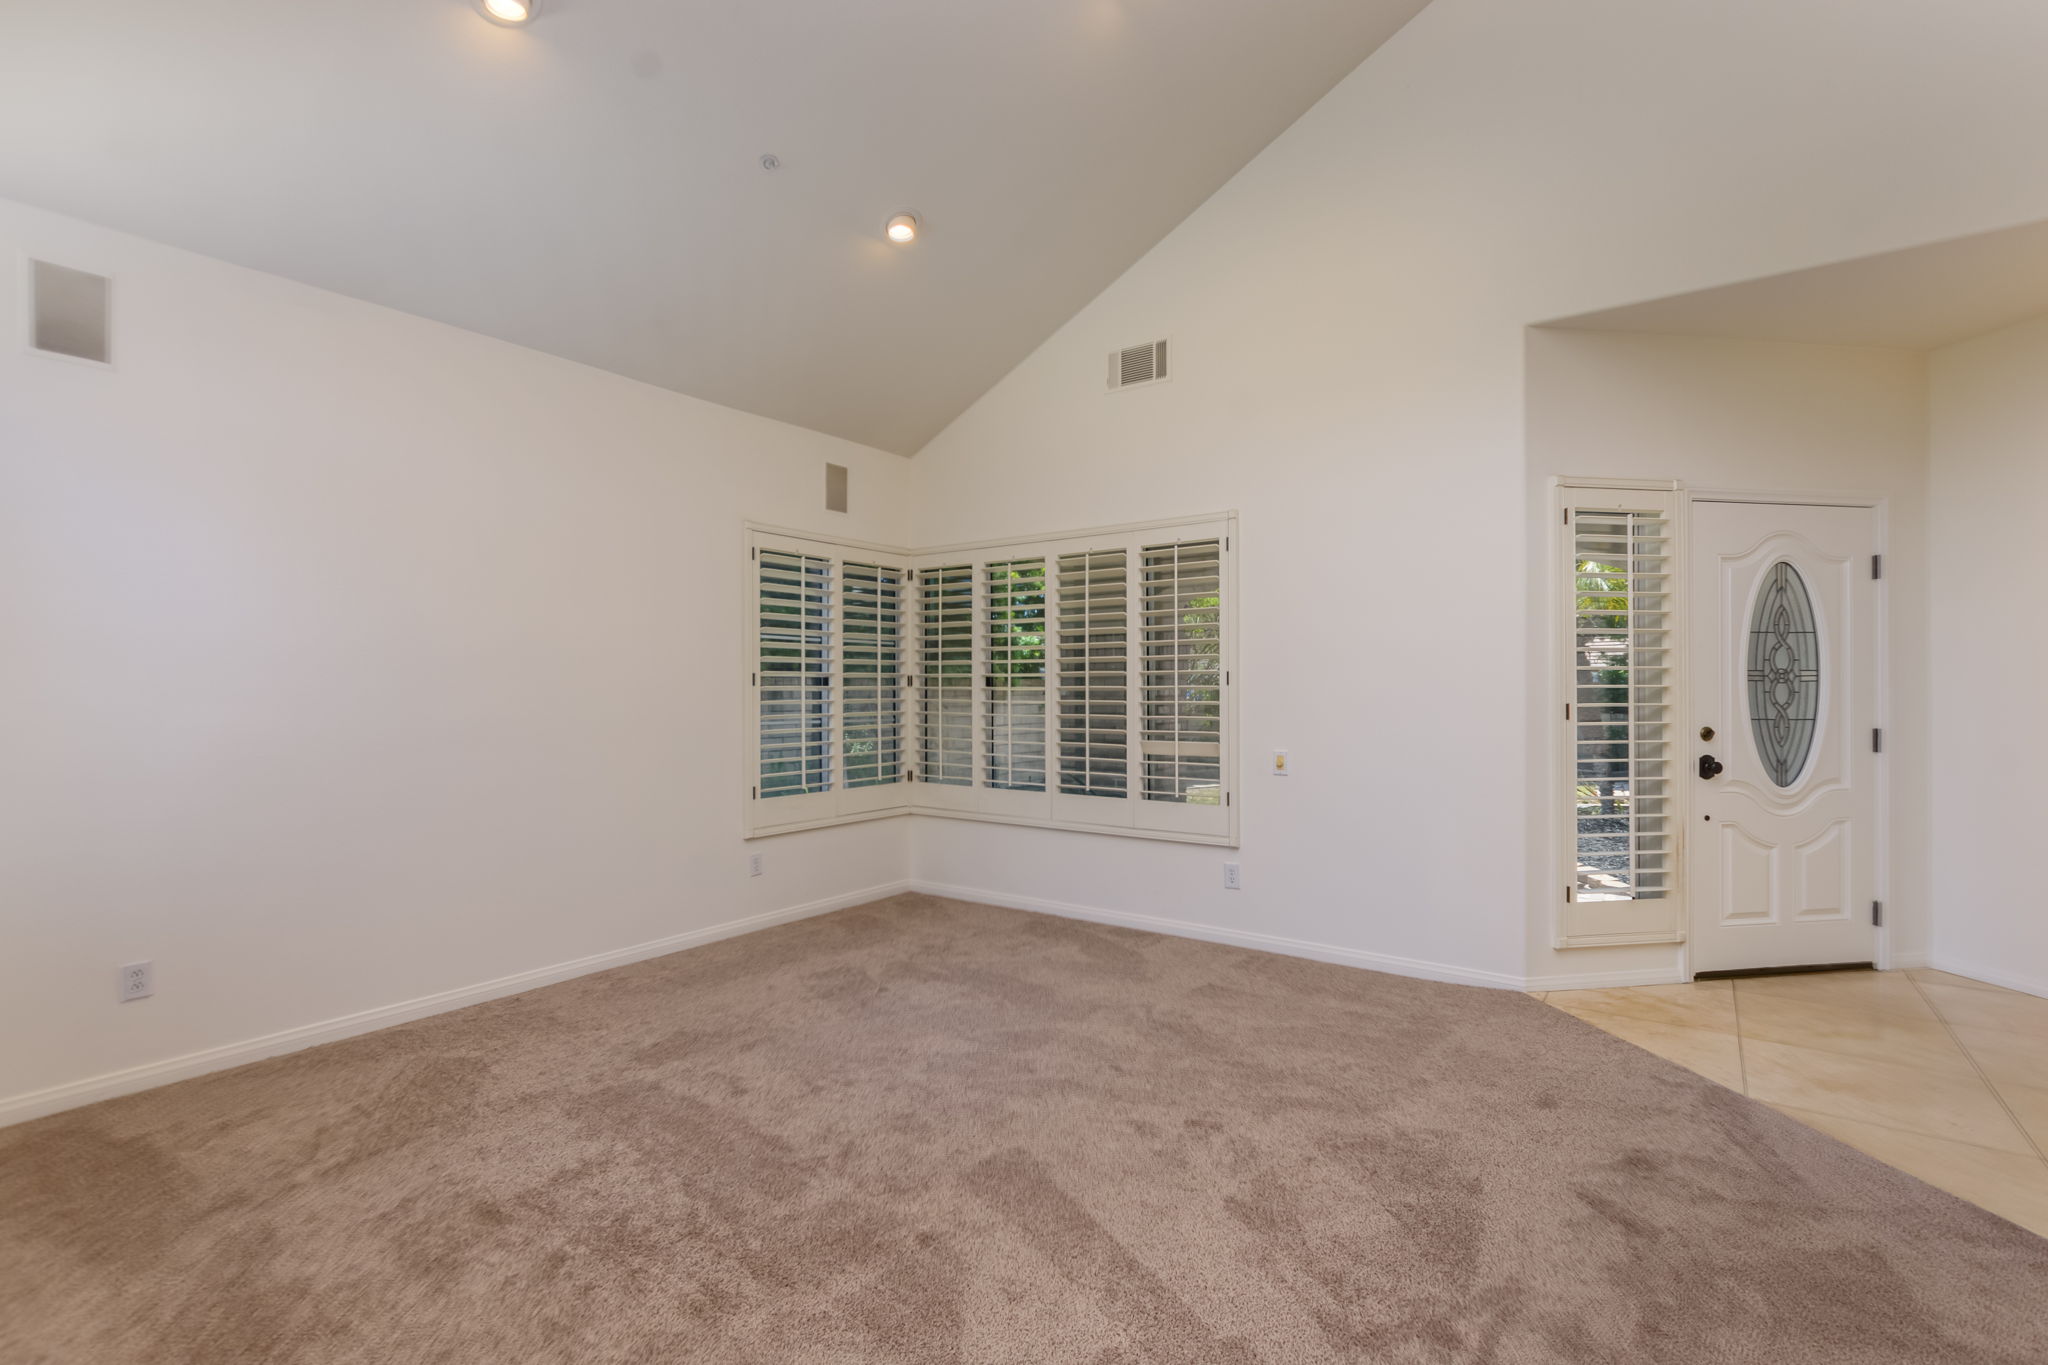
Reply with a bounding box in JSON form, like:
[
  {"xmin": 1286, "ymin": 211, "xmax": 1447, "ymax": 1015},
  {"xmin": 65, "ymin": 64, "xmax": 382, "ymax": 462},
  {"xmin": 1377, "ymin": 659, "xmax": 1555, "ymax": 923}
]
[{"xmin": 3, "ymin": 894, "xmax": 2044, "ymax": 1364}]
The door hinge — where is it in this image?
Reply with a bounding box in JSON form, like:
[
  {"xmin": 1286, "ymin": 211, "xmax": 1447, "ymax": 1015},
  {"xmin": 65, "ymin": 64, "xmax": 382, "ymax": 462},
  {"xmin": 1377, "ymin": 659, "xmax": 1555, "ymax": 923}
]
[
  {"xmin": 1871, "ymin": 553, "xmax": 1883, "ymax": 580},
  {"xmin": 1563, "ymin": 508, "xmax": 1571, "ymax": 525},
  {"xmin": 750, "ymin": 785, "xmax": 757, "ymax": 799},
  {"xmin": 1872, "ymin": 900, "xmax": 1884, "ymax": 927},
  {"xmin": 1873, "ymin": 728, "xmax": 1884, "ymax": 754},
  {"xmin": 1564, "ymin": 885, "xmax": 1574, "ymax": 903},
  {"xmin": 1565, "ymin": 702, "xmax": 1572, "ymax": 720}
]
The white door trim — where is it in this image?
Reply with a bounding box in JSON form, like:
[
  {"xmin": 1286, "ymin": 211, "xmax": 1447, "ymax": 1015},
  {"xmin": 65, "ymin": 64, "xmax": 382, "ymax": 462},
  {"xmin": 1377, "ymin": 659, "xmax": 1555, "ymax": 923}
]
[{"xmin": 1547, "ymin": 479, "xmax": 1892, "ymax": 977}]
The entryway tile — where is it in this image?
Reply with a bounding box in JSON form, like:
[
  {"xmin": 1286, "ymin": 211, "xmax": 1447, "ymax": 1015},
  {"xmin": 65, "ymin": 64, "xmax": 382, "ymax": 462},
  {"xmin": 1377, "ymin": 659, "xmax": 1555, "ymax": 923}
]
[
  {"xmin": 1906, "ymin": 969, "xmax": 2020, "ymax": 995},
  {"xmin": 1952, "ymin": 1027, "xmax": 2048, "ymax": 1092},
  {"xmin": 1736, "ymin": 970, "xmax": 1934, "ymax": 1021},
  {"xmin": 1918, "ymin": 983, "xmax": 2048, "ymax": 1039},
  {"xmin": 1552, "ymin": 1006, "xmax": 1745, "ymax": 1091},
  {"xmin": 1740, "ymin": 1037, "xmax": 2033, "ymax": 1155},
  {"xmin": 1544, "ymin": 981, "xmax": 1737, "ymax": 1033},
  {"xmin": 1994, "ymin": 1081, "xmax": 2048, "ymax": 1153},
  {"xmin": 1733, "ymin": 989, "xmax": 1977, "ymax": 1075},
  {"xmin": 1768, "ymin": 1103, "xmax": 2048, "ymax": 1239}
]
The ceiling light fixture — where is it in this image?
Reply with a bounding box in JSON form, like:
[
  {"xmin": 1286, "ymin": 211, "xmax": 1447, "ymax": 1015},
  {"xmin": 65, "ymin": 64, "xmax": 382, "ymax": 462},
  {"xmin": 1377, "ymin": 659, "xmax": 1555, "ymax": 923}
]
[
  {"xmin": 885, "ymin": 214, "xmax": 919, "ymax": 245},
  {"xmin": 474, "ymin": 0, "xmax": 537, "ymax": 27}
]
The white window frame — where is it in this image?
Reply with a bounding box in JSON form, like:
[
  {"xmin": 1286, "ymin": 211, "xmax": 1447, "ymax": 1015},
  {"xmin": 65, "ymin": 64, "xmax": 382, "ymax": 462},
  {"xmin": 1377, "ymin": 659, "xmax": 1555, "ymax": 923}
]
[{"xmin": 745, "ymin": 514, "xmax": 1238, "ymax": 846}]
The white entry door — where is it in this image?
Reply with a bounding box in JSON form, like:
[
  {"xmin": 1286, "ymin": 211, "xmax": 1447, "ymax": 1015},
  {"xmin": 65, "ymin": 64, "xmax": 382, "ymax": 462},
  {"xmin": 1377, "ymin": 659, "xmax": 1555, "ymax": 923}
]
[{"xmin": 1687, "ymin": 501, "xmax": 1879, "ymax": 973}]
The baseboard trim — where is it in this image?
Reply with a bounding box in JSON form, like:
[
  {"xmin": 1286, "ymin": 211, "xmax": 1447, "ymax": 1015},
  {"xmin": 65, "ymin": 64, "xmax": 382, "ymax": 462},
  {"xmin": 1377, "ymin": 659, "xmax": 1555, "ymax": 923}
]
[
  {"xmin": 0, "ymin": 880, "xmax": 912, "ymax": 1130},
  {"xmin": 1927, "ymin": 956, "xmax": 2048, "ymax": 1001},
  {"xmin": 907, "ymin": 880, "xmax": 1526, "ymax": 991}
]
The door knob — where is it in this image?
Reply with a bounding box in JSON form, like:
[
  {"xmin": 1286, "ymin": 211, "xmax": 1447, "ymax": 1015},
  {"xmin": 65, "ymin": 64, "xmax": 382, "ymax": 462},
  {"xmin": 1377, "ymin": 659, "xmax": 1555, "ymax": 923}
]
[{"xmin": 1698, "ymin": 754, "xmax": 1725, "ymax": 780}]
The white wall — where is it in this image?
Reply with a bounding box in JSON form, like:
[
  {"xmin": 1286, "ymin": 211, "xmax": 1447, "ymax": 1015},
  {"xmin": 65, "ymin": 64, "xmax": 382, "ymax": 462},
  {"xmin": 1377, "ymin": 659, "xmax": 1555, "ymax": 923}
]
[
  {"xmin": 908, "ymin": 0, "xmax": 2048, "ymax": 982},
  {"xmin": 0, "ymin": 197, "xmax": 913, "ymax": 1116},
  {"xmin": 1523, "ymin": 331, "xmax": 1931, "ymax": 981},
  {"xmin": 1927, "ymin": 315, "xmax": 2048, "ymax": 995}
]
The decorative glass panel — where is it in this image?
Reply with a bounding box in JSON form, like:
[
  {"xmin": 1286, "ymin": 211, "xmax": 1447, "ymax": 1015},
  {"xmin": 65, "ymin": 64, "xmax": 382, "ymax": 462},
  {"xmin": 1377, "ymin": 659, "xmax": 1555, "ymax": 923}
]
[
  {"xmin": 1571, "ymin": 511, "xmax": 1672, "ymax": 901},
  {"xmin": 1746, "ymin": 561, "xmax": 1820, "ymax": 788}
]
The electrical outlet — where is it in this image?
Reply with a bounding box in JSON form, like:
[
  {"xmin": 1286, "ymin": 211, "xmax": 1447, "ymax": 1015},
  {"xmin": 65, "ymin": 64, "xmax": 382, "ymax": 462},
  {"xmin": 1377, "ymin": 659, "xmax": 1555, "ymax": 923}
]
[
  {"xmin": 118, "ymin": 961, "xmax": 154, "ymax": 1003},
  {"xmin": 748, "ymin": 854, "xmax": 764, "ymax": 877},
  {"xmin": 1223, "ymin": 862, "xmax": 1241, "ymax": 891}
]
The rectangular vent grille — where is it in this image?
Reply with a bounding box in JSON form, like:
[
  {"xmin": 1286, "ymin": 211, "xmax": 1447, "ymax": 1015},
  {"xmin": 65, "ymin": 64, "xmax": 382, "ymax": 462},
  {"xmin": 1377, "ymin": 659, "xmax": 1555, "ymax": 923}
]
[
  {"xmin": 30, "ymin": 260, "xmax": 111, "ymax": 364},
  {"xmin": 1109, "ymin": 339, "xmax": 1169, "ymax": 391}
]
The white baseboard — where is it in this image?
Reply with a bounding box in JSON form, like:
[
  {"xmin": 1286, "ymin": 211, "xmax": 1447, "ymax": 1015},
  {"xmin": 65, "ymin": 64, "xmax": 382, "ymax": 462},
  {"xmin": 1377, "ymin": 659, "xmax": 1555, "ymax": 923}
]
[
  {"xmin": 0, "ymin": 880, "xmax": 912, "ymax": 1130},
  {"xmin": 1523, "ymin": 965, "xmax": 1691, "ymax": 992},
  {"xmin": 908, "ymin": 880, "xmax": 1528, "ymax": 992},
  {"xmin": 1886, "ymin": 949, "xmax": 1930, "ymax": 971},
  {"xmin": 1928, "ymin": 956, "xmax": 2048, "ymax": 1000}
]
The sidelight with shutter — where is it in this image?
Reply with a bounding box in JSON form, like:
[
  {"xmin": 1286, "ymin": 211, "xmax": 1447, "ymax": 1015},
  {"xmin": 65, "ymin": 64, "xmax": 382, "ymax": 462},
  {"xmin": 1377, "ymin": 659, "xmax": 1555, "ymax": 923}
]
[{"xmin": 1559, "ymin": 492, "xmax": 1682, "ymax": 946}]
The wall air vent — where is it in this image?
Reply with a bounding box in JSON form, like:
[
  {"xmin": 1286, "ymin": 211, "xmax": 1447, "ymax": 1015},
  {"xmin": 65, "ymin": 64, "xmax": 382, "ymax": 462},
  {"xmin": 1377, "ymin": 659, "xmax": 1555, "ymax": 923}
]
[
  {"xmin": 28, "ymin": 260, "xmax": 112, "ymax": 365},
  {"xmin": 1109, "ymin": 338, "xmax": 1169, "ymax": 391}
]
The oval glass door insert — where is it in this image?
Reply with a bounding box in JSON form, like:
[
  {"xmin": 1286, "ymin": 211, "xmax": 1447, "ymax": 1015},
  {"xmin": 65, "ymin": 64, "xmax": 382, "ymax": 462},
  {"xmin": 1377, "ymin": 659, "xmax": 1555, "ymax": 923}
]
[{"xmin": 1746, "ymin": 561, "xmax": 1821, "ymax": 787}]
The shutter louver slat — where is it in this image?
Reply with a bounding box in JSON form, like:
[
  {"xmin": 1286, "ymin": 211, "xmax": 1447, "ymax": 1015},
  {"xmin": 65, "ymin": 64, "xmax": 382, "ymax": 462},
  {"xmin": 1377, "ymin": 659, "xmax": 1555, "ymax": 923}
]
[{"xmin": 1572, "ymin": 510, "xmax": 1672, "ymax": 902}]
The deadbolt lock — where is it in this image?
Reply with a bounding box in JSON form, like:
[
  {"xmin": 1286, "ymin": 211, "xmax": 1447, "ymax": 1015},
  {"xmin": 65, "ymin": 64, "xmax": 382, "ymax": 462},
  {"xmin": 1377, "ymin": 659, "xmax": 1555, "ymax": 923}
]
[{"xmin": 1699, "ymin": 725, "xmax": 1716, "ymax": 742}]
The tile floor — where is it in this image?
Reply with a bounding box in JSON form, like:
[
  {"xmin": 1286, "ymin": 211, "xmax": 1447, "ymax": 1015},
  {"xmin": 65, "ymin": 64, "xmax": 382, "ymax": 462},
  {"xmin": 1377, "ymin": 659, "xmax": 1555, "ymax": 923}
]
[{"xmin": 1536, "ymin": 968, "xmax": 2048, "ymax": 1238}]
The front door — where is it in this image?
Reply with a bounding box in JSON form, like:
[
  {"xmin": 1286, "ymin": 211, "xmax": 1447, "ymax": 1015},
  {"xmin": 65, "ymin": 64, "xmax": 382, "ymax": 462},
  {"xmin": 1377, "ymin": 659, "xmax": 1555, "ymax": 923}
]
[{"xmin": 1687, "ymin": 501, "xmax": 1879, "ymax": 973}]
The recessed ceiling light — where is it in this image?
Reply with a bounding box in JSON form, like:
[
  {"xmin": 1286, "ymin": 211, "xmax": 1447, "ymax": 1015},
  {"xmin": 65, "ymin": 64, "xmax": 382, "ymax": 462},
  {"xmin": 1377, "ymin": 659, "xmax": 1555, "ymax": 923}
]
[
  {"xmin": 886, "ymin": 214, "xmax": 919, "ymax": 245},
  {"xmin": 474, "ymin": 0, "xmax": 537, "ymax": 27}
]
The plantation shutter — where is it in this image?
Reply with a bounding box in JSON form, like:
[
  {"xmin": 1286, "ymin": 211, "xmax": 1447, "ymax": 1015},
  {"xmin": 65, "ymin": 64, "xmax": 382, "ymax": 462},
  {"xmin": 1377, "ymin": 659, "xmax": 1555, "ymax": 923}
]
[
  {"xmin": 917, "ymin": 565, "xmax": 976, "ymax": 795},
  {"xmin": 1560, "ymin": 497, "xmax": 1681, "ymax": 945},
  {"xmin": 752, "ymin": 515, "xmax": 1232, "ymax": 844},
  {"xmin": 1052, "ymin": 547, "xmax": 1131, "ymax": 825},
  {"xmin": 1140, "ymin": 539, "xmax": 1223, "ymax": 805},
  {"xmin": 748, "ymin": 533, "xmax": 910, "ymax": 835},
  {"xmin": 985, "ymin": 559, "xmax": 1048, "ymax": 793}
]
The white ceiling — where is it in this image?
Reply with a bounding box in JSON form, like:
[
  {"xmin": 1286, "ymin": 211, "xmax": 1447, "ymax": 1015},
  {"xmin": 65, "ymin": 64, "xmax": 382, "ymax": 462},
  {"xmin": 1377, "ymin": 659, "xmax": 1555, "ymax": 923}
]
[
  {"xmin": 0, "ymin": 0, "xmax": 1428, "ymax": 454},
  {"xmin": 1544, "ymin": 217, "xmax": 2048, "ymax": 352}
]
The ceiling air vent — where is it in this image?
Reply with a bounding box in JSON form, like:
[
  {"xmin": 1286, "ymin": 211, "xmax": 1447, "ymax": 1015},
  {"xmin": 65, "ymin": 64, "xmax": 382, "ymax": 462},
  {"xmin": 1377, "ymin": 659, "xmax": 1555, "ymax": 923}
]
[
  {"xmin": 29, "ymin": 260, "xmax": 112, "ymax": 365},
  {"xmin": 1109, "ymin": 338, "xmax": 1168, "ymax": 391}
]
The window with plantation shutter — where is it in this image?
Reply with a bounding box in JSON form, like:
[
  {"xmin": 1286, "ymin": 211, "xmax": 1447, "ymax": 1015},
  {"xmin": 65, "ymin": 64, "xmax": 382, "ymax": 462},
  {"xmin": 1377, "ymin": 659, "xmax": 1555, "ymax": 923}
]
[
  {"xmin": 985, "ymin": 559, "xmax": 1047, "ymax": 792},
  {"xmin": 1056, "ymin": 548, "xmax": 1129, "ymax": 801},
  {"xmin": 748, "ymin": 515, "xmax": 1233, "ymax": 844},
  {"xmin": 1140, "ymin": 539, "xmax": 1223, "ymax": 806},
  {"xmin": 756, "ymin": 549, "xmax": 833, "ymax": 800},
  {"xmin": 748, "ymin": 532, "xmax": 912, "ymax": 835},
  {"xmin": 1559, "ymin": 493, "xmax": 1681, "ymax": 947},
  {"xmin": 918, "ymin": 565, "xmax": 975, "ymax": 789},
  {"xmin": 842, "ymin": 563, "xmax": 905, "ymax": 789}
]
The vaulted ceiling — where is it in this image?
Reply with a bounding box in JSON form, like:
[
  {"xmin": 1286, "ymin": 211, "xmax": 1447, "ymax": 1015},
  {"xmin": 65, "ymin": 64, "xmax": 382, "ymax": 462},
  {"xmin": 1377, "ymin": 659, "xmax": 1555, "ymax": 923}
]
[{"xmin": 0, "ymin": 0, "xmax": 1428, "ymax": 453}]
